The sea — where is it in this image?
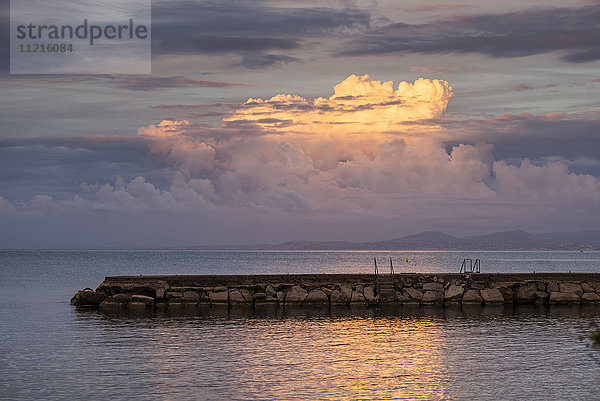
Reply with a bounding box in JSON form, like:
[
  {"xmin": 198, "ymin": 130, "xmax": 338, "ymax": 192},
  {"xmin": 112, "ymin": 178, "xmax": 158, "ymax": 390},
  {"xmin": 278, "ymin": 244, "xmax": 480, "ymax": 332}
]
[{"xmin": 1, "ymin": 250, "xmax": 599, "ymax": 400}]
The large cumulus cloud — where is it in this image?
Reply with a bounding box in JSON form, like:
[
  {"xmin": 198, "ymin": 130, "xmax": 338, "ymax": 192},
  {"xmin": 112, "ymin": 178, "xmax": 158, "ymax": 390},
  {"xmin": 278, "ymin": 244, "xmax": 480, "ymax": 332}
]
[{"xmin": 1, "ymin": 75, "xmax": 599, "ymax": 246}]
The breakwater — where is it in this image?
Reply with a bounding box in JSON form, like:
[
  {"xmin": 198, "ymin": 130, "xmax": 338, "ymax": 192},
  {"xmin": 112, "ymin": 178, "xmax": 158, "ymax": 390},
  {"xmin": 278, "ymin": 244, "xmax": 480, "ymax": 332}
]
[{"xmin": 71, "ymin": 273, "xmax": 600, "ymax": 309}]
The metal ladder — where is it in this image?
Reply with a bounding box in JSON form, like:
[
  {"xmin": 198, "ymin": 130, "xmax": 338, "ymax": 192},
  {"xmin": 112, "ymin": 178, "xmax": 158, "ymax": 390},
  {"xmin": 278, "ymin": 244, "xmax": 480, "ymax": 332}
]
[
  {"xmin": 375, "ymin": 257, "xmax": 396, "ymax": 301},
  {"xmin": 460, "ymin": 258, "xmax": 481, "ymax": 273}
]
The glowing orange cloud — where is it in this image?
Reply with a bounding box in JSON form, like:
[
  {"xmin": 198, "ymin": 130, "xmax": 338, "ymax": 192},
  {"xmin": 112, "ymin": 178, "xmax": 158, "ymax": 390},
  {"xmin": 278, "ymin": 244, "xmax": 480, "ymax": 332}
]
[
  {"xmin": 224, "ymin": 74, "xmax": 453, "ymax": 138},
  {"xmin": 138, "ymin": 119, "xmax": 191, "ymax": 137}
]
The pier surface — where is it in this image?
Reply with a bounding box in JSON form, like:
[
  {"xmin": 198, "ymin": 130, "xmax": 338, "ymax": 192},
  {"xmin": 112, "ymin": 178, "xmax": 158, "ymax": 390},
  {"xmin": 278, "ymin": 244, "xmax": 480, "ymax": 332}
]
[{"xmin": 71, "ymin": 273, "xmax": 600, "ymax": 309}]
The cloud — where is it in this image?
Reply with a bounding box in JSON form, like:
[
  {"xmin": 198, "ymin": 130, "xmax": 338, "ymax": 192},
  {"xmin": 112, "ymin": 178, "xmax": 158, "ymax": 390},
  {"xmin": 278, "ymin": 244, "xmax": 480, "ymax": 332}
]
[
  {"xmin": 138, "ymin": 119, "xmax": 192, "ymax": 137},
  {"xmin": 151, "ymin": 0, "xmax": 370, "ymax": 59},
  {"xmin": 512, "ymin": 83, "xmax": 536, "ymax": 92},
  {"xmin": 511, "ymin": 83, "xmax": 558, "ymax": 92},
  {"xmin": 1, "ymin": 74, "xmax": 258, "ymax": 91},
  {"xmin": 225, "ymin": 74, "xmax": 453, "ymax": 138},
  {"xmin": 239, "ymin": 54, "xmax": 302, "ymax": 69},
  {"xmin": 110, "ymin": 76, "xmax": 258, "ymax": 90},
  {"xmin": 2, "ymin": 74, "xmax": 600, "ymax": 244},
  {"xmin": 438, "ymin": 112, "xmax": 600, "ymax": 172},
  {"xmin": 400, "ymin": 3, "xmax": 472, "ymax": 13},
  {"xmin": 340, "ymin": 5, "xmax": 600, "ymax": 63}
]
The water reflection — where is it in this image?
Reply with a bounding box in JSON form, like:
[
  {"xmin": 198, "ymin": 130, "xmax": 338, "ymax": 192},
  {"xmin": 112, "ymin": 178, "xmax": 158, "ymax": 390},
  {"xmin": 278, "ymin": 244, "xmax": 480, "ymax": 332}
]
[{"xmin": 69, "ymin": 305, "xmax": 600, "ymax": 400}]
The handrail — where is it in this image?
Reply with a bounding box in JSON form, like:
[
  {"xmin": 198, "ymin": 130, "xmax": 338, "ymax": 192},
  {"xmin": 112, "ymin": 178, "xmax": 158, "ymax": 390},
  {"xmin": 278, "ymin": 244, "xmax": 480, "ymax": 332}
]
[
  {"xmin": 374, "ymin": 257, "xmax": 380, "ymax": 294},
  {"xmin": 389, "ymin": 257, "xmax": 396, "ymax": 298}
]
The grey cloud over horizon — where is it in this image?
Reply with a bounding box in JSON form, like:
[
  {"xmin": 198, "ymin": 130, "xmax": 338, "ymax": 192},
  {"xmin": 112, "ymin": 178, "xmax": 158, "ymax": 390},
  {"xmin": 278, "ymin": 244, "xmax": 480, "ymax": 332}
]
[{"xmin": 340, "ymin": 5, "xmax": 600, "ymax": 63}]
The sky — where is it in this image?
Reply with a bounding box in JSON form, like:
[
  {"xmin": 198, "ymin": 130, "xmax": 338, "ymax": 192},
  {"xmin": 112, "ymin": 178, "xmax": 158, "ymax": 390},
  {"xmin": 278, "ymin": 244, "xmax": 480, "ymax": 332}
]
[{"xmin": 1, "ymin": 0, "xmax": 599, "ymax": 248}]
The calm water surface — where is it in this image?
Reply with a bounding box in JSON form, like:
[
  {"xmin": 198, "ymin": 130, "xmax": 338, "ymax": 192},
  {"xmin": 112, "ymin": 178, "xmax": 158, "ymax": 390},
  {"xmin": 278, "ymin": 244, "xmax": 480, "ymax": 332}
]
[{"xmin": 1, "ymin": 250, "xmax": 599, "ymax": 400}]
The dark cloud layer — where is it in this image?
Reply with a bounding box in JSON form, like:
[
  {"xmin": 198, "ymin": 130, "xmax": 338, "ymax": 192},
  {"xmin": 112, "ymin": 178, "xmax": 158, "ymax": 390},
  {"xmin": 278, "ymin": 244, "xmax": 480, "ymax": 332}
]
[
  {"xmin": 1, "ymin": 74, "xmax": 257, "ymax": 91},
  {"xmin": 152, "ymin": 0, "xmax": 370, "ymax": 56},
  {"xmin": 441, "ymin": 112, "xmax": 600, "ymax": 175},
  {"xmin": 239, "ymin": 54, "xmax": 302, "ymax": 69},
  {"xmin": 341, "ymin": 5, "xmax": 600, "ymax": 63},
  {"xmin": 0, "ymin": 136, "xmax": 168, "ymax": 201},
  {"xmin": 111, "ymin": 76, "xmax": 257, "ymax": 90}
]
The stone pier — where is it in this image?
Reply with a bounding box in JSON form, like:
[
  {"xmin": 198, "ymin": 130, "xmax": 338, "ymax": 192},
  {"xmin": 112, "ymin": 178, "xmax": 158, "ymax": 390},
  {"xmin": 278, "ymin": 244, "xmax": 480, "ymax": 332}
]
[{"xmin": 71, "ymin": 273, "xmax": 600, "ymax": 310}]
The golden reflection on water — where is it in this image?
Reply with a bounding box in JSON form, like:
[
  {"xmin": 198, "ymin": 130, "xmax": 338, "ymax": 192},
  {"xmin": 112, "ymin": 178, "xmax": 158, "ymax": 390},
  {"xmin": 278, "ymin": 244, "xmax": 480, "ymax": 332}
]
[{"xmin": 138, "ymin": 310, "xmax": 453, "ymax": 400}]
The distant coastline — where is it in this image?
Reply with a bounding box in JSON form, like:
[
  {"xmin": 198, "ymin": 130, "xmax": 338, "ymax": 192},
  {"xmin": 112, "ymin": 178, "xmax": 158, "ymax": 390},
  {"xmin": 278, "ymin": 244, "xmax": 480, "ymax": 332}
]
[{"xmin": 182, "ymin": 230, "xmax": 600, "ymax": 251}]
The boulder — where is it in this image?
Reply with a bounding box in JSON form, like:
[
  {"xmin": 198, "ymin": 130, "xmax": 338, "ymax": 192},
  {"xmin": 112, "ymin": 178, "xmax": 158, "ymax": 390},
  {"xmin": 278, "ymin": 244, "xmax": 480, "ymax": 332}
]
[
  {"xmin": 330, "ymin": 290, "xmax": 349, "ymax": 305},
  {"xmin": 321, "ymin": 287, "xmax": 333, "ymax": 296},
  {"xmin": 546, "ymin": 281, "xmax": 559, "ymax": 293},
  {"xmin": 444, "ymin": 285, "xmax": 464, "ymax": 301},
  {"xmin": 421, "ymin": 291, "xmax": 444, "ymax": 305},
  {"xmin": 265, "ymin": 284, "xmax": 277, "ymax": 297},
  {"xmin": 350, "ymin": 290, "xmax": 367, "ymax": 304},
  {"xmin": 109, "ymin": 293, "xmax": 131, "ymax": 302},
  {"xmin": 199, "ymin": 292, "xmax": 211, "ymax": 304},
  {"xmin": 559, "ymin": 283, "xmax": 583, "ymax": 297},
  {"xmin": 166, "ymin": 291, "xmax": 183, "ymax": 299},
  {"xmin": 480, "ymin": 288, "xmax": 504, "ymax": 305},
  {"xmin": 304, "ymin": 289, "xmax": 329, "ymax": 305},
  {"xmin": 395, "ymin": 293, "xmax": 418, "ymax": 304},
  {"xmin": 130, "ymin": 294, "xmax": 154, "ymax": 305},
  {"xmin": 403, "ymin": 287, "xmax": 423, "ymax": 301},
  {"xmin": 363, "ymin": 286, "xmax": 377, "ymax": 304},
  {"xmin": 340, "ymin": 284, "xmax": 353, "ymax": 300},
  {"xmin": 581, "ymin": 282, "xmax": 595, "ymax": 293},
  {"xmin": 99, "ymin": 293, "xmax": 130, "ymax": 307},
  {"xmin": 536, "ymin": 282, "xmax": 547, "ymax": 291},
  {"xmin": 514, "ymin": 283, "xmax": 537, "ymax": 303},
  {"xmin": 422, "ymin": 282, "xmax": 444, "ymax": 292},
  {"xmin": 229, "ymin": 290, "xmax": 249, "ymax": 304},
  {"xmin": 497, "ymin": 286, "xmax": 514, "ymax": 303},
  {"xmin": 534, "ymin": 291, "xmax": 549, "ymax": 304},
  {"xmin": 209, "ymin": 290, "xmax": 229, "ymax": 304},
  {"xmin": 581, "ymin": 292, "xmax": 600, "ymax": 303},
  {"xmin": 285, "ymin": 285, "xmax": 308, "ymax": 304},
  {"xmin": 462, "ymin": 289, "xmax": 482, "ymax": 304},
  {"xmin": 70, "ymin": 288, "xmax": 105, "ymax": 307},
  {"xmin": 276, "ymin": 291, "xmax": 286, "ymax": 303},
  {"xmin": 183, "ymin": 291, "xmax": 199, "ymax": 301},
  {"xmin": 549, "ymin": 291, "xmax": 580, "ymax": 304}
]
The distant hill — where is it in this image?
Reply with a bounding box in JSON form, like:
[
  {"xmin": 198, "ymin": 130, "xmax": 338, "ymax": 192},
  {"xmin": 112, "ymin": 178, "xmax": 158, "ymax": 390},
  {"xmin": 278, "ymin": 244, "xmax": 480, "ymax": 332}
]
[
  {"xmin": 463, "ymin": 230, "xmax": 547, "ymax": 250},
  {"xmin": 186, "ymin": 229, "xmax": 599, "ymax": 250},
  {"xmin": 369, "ymin": 231, "xmax": 468, "ymax": 250}
]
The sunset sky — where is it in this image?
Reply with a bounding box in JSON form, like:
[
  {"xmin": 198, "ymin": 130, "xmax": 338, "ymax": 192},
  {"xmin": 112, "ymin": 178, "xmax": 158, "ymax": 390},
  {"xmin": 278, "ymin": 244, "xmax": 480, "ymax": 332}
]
[{"xmin": 1, "ymin": 0, "xmax": 599, "ymax": 248}]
